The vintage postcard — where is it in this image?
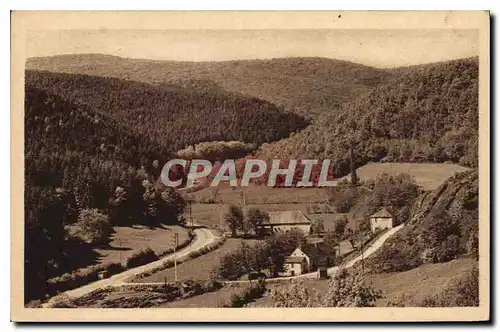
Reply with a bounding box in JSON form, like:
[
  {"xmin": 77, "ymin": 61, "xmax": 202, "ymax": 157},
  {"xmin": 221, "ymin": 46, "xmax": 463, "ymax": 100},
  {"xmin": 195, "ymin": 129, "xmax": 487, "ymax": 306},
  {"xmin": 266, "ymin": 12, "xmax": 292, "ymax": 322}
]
[{"xmin": 11, "ymin": 11, "xmax": 490, "ymax": 322}]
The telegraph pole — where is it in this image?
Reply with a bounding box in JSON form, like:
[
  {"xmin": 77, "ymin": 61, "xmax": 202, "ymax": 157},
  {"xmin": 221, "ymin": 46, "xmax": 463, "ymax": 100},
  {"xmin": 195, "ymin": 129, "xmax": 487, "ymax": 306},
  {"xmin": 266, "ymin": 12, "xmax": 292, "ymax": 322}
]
[
  {"xmin": 361, "ymin": 236, "xmax": 365, "ymax": 272},
  {"xmin": 172, "ymin": 233, "xmax": 179, "ymax": 282},
  {"xmin": 219, "ymin": 204, "xmax": 223, "ymax": 231},
  {"xmin": 188, "ymin": 199, "xmax": 193, "ymax": 229}
]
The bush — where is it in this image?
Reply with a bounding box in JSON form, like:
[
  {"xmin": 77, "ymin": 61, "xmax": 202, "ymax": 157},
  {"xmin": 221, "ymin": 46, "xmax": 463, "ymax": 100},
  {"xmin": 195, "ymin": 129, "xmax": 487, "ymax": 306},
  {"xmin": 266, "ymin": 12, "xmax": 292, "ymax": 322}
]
[
  {"xmin": 74, "ymin": 209, "xmax": 111, "ymax": 245},
  {"xmin": 125, "ymin": 247, "xmax": 158, "ymax": 269},
  {"xmin": 366, "ymin": 234, "xmax": 422, "ymax": 273},
  {"xmin": 25, "ymin": 300, "xmax": 43, "ymax": 308},
  {"xmin": 46, "ymin": 265, "xmax": 101, "ymax": 296},
  {"xmin": 222, "ymin": 280, "xmax": 266, "ymax": 307},
  {"xmin": 103, "ymin": 262, "xmax": 125, "ymax": 275}
]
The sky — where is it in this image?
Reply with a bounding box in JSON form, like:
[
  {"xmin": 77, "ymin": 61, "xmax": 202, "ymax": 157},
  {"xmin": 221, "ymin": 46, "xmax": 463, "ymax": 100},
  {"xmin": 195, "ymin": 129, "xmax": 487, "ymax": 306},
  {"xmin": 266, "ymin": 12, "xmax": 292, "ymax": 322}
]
[{"xmin": 26, "ymin": 29, "xmax": 479, "ymax": 68}]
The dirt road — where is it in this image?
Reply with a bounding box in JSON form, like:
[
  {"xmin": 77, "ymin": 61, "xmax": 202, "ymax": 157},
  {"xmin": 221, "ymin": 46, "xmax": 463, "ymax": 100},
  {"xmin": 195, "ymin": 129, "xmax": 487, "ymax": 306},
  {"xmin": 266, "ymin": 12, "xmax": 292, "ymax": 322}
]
[
  {"xmin": 43, "ymin": 226, "xmax": 220, "ymax": 307},
  {"xmin": 226, "ymin": 223, "xmax": 405, "ymax": 283}
]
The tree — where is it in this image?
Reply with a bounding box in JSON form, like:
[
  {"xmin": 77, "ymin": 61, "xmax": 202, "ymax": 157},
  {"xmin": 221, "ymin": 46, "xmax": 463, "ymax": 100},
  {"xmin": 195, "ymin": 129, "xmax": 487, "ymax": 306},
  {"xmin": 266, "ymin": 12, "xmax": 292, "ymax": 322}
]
[
  {"xmin": 108, "ymin": 186, "xmax": 130, "ymax": 226},
  {"xmin": 323, "ymin": 268, "xmax": 382, "ymax": 307},
  {"xmin": 334, "ymin": 216, "xmax": 349, "ymax": 240},
  {"xmin": 310, "ymin": 219, "xmax": 325, "ymax": 236},
  {"xmin": 270, "ymin": 268, "xmax": 382, "ymax": 307},
  {"xmin": 343, "ymin": 227, "xmax": 355, "ymax": 247},
  {"xmin": 350, "ymin": 146, "xmax": 359, "ymax": 188},
  {"xmin": 264, "ymin": 228, "xmax": 306, "ymax": 276},
  {"xmin": 25, "ymin": 185, "xmax": 73, "ymax": 301},
  {"xmin": 421, "ymin": 209, "xmax": 462, "ymax": 263},
  {"xmin": 225, "ymin": 205, "xmax": 244, "ymax": 237},
  {"xmin": 271, "ymin": 279, "xmax": 321, "ymax": 307},
  {"xmin": 323, "ymin": 231, "xmax": 340, "ymax": 258},
  {"xmin": 74, "ymin": 208, "xmax": 110, "ymax": 245},
  {"xmin": 245, "ymin": 208, "xmax": 269, "ymax": 237},
  {"xmin": 159, "ymin": 187, "xmax": 186, "ymax": 225}
]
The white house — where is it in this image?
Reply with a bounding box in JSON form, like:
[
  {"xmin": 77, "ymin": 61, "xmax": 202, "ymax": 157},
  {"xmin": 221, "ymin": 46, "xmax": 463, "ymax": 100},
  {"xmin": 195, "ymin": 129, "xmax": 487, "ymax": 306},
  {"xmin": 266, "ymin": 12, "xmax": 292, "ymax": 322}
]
[
  {"xmin": 283, "ymin": 247, "xmax": 311, "ymax": 276},
  {"xmin": 369, "ymin": 207, "xmax": 394, "ymax": 233}
]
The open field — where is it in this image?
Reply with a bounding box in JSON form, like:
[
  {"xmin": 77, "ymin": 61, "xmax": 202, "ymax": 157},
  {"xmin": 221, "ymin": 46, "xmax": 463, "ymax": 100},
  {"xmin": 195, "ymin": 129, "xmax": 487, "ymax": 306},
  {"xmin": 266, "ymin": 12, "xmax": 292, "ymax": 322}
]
[
  {"xmin": 339, "ymin": 162, "xmax": 469, "ymax": 191},
  {"xmin": 246, "ymin": 258, "xmax": 477, "ymax": 307},
  {"xmin": 186, "ymin": 183, "xmax": 329, "ymax": 205},
  {"xmin": 367, "ymin": 258, "xmax": 478, "ymax": 306},
  {"xmin": 188, "ymin": 203, "xmax": 311, "ymax": 229},
  {"xmin": 93, "ymin": 225, "xmax": 190, "ymax": 265},
  {"xmin": 134, "ymin": 238, "xmax": 261, "ymax": 283},
  {"xmin": 188, "ymin": 202, "xmax": 356, "ymax": 232}
]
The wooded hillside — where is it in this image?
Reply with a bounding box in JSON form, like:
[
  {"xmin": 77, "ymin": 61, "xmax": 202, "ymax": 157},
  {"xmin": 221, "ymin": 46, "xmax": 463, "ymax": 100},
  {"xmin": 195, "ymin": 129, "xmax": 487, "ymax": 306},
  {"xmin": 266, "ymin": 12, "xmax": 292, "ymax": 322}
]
[
  {"xmin": 257, "ymin": 57, "xmax": 479, "ymax": 177},
  {"xmin": 26, "ymin": 70, "xmax": 308, "ymax": 152},
  {"xmin": 27, "ymin": 55, "xmax": 392, "ymax": 118}
]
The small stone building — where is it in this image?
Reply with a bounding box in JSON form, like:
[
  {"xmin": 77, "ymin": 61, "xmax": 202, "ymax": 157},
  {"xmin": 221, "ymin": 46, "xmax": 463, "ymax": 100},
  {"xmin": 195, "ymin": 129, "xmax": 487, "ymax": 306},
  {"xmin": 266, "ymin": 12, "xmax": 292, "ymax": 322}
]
[{"xmin": 369, "ymin": 207, "xmax": 394, "ymax": 233}]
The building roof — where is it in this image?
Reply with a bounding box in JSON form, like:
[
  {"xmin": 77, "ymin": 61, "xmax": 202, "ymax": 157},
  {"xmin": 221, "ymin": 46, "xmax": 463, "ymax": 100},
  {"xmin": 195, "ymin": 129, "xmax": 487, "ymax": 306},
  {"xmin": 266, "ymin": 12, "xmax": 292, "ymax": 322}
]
[
  {"xmin": 370, "ymin": 207, "xmax": 393, "ymax": 218},
  {"xmin": 285, "ymin": 256, "xmax": 307, "ymax": 264},
  {"xmin": 266, "ymin": 210, "xmax": 311, "ymax": 225},
  {"xmin": 308, "ymin": 237, "xmax": 324, "ymax": 245}
]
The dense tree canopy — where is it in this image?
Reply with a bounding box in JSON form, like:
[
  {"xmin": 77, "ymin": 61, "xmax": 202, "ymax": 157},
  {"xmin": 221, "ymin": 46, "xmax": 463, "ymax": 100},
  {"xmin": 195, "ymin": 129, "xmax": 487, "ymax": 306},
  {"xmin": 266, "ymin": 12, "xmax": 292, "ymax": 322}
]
[
  {"xmin": 258, "ymin": 58, "xmax": 479, "ymax": 176},
  {"xmin": 24, "ymin": 88, "xmax": 186, "ymax": 302},
  {"xmin": 26, "ymin": 70, "xmax": 308, "ymax": 152},
  {"xmin": 27, "ymin": 55, "xmax": 392, "ymax": 119}
]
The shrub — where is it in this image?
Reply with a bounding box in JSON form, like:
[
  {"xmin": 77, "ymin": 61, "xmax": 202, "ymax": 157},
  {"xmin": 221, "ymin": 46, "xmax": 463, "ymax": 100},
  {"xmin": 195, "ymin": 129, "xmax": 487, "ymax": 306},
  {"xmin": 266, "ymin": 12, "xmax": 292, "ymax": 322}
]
[
  {"xmin": 366, "ymin": 233, "xmax": 422, "ymax": 273},
  {"xmin": 103, "ymin": 262, "xmax": 125, "ymax": 275},
  {"xmin": 48, "ymin": 294, "xmax": 79, "ymax": 308},
  {"xmin": 74, "ymin": 209, "xmax": 111, "ymax": 245},
  {"xmin": 222, "ymin": 280, "xmax": 267, "ymax": 307},
  {"xmin": 25, "ymin": 300, "xmax": 43, "ymax": 308},
  {"xmin": 125, "ymin": 247, "xmax": 158, "ymax": 269},
  {"xmin": 271, "ymin": 269, "xmax": 381, "ymax": 307}
]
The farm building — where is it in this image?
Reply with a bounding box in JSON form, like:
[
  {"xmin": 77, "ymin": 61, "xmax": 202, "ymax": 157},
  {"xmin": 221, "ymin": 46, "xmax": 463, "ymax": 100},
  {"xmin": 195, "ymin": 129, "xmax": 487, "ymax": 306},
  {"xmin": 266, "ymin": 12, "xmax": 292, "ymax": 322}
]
[
  {"xmin": 263, "ymin": 210, "xmax": 312, "ymax": 234},
  {"xmin": 282, "ymin": 245, "xmax": 331, "ymax": 277},
  {"xmin": 283, "ymin": 247, "xmax": 311, "ymax": 276},
  {"xmin": 369, "ymin": 207, "xmax": 394, "ymax": 233}
]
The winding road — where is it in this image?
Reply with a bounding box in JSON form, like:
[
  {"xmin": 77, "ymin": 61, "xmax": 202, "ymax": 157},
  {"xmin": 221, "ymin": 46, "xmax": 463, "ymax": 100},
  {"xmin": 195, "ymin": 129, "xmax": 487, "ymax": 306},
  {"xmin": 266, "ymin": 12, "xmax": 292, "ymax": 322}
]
[
  {"xmin": 225, "ymin": 223, "xmax": 405, "ymax": 283},
  {"xmin": 43, "ymin": 226, "xmax": 220, "ymax": 307},
  {"xmin": 44, "ymin": 223, "xmax": 404, "ymax": 307}
]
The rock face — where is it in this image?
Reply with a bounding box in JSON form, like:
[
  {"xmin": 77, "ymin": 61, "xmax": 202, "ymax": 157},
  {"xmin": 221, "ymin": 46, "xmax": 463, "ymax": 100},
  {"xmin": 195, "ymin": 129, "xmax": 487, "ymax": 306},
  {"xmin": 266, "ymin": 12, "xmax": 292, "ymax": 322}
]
[
  {"xmin": 366, "ymin": 170, "xmax": 478, "ymax": 273},
  {"xmin": 408, "ymin": 170, "xmax": 478, "ymax": 228}
]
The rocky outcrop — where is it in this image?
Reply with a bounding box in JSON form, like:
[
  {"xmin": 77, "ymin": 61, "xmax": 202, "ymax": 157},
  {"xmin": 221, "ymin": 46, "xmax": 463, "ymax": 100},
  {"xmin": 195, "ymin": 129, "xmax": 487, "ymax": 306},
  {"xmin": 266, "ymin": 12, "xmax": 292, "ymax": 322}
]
[{"xmin": 366, "ymin": 170, "xmax": 478, "ymax": 273}]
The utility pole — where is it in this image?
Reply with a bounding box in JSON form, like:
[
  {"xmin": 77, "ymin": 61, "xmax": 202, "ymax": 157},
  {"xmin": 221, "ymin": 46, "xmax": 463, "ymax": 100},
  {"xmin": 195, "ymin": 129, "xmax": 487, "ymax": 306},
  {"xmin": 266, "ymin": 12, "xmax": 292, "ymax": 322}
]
[
  {"xmin": 219, "ymin": 204, "xmax": 223, "ymax": 231},
  {"xmin": 172, "ymin": 233, "xmax": 179, "ymax": 282},
  {"xmin": 188, "ymin": 199, "xmax": 193, "ymax": 229},
  {"xmin": 360, "ymin": 232, "xmax": 365, "ymax": 273}
]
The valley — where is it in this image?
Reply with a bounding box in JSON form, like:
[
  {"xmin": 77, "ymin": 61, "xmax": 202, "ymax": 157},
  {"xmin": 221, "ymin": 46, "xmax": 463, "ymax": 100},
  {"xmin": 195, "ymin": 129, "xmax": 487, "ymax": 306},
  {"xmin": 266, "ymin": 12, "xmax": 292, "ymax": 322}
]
[{"xmin": 24, "ymin": 54, "xmax": 480, "ymax": 309}]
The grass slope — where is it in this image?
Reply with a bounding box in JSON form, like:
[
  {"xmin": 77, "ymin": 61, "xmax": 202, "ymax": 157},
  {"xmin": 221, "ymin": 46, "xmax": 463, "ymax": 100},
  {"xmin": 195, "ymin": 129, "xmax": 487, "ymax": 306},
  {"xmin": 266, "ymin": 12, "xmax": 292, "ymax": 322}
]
[
  {"xmin": 134, "ymin": 238, "xmax": 261, "ymax": 283},
  {"xmin": 93, "ymin": 225, "xmax": 189, "ymax": 266},
  {"xmin": 246, "ymin": 258, "xmax": 476, "ymax": 307},
  {"xmin": 339, "ymin": 162, "xmax": 470, "ymax": 191}
]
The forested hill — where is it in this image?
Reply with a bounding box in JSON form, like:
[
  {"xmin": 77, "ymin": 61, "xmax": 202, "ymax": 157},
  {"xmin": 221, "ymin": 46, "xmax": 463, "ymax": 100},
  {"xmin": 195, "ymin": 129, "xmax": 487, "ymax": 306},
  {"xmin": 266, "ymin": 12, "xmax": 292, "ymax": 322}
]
[
  {"xmin": 25, "ymin": 87, "xmax": 170, "ymax": 201},
  {"xmin": 257, "ymin": 57, "xmax": 479, "ymax": 177},
  {"xmin": 26, "ymin": 55, "xmax": 392, "ymax": 118},
  {"xmin": 25, "ymin": 70, "xmax": 308, "ymax": 152}
]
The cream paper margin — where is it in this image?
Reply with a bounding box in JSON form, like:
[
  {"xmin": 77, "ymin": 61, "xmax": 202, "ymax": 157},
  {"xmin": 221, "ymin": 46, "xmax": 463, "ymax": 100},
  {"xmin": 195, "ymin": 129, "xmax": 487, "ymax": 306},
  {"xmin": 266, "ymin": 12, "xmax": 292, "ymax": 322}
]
[{"xmin": 10, "ymin": 11, "xmax": 490, "ymax": 322}]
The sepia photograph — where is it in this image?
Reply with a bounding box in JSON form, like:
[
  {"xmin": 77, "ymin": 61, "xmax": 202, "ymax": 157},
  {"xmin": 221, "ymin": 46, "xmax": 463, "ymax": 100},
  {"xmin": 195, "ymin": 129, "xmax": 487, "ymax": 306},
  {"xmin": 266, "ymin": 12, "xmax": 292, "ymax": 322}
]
[{"xmin": 10, "ymin": 11, "xmax": 490, "ymax": 322}]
